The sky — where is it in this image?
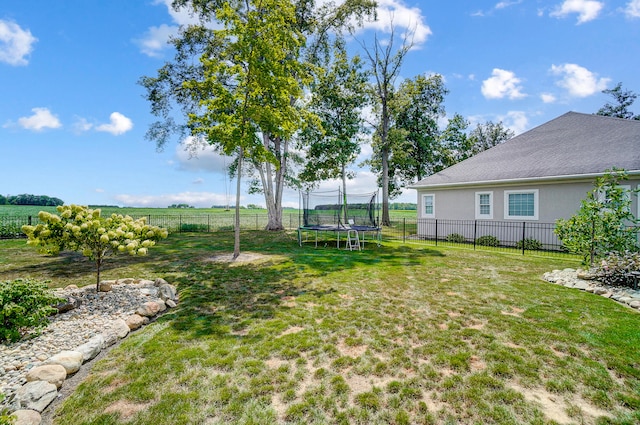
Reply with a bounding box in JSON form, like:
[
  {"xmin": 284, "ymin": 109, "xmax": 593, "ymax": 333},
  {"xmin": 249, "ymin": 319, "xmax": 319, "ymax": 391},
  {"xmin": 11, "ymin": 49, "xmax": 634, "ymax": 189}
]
[{"xmin": 1, "ymin": 0, "xmax": 639, "ymax": 209}]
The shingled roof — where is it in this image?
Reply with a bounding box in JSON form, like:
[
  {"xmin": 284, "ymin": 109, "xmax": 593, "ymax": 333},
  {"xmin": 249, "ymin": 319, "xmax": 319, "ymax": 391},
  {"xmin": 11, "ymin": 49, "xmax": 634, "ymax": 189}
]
[{"xmin": 410, "ymin": 111, "xmax": 640, "ymax": 188}]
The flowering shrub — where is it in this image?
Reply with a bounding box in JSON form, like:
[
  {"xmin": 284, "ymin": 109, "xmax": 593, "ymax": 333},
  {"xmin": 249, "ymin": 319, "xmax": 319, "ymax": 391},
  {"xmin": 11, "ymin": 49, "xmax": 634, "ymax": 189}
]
[
  {"xmin": 446, "ymin": 233, "xmax": 466, "ymax": 243},
  {"xmin": 1, "ymin": 279, "xmax": 62, "ymax": 343},
  {"xmin": 595, "ymin": 251, "xmax": 640, "ymax": 288},
  {"xmin": 22, "ymin": 205, "xmax": 168, "ymax": 291}
]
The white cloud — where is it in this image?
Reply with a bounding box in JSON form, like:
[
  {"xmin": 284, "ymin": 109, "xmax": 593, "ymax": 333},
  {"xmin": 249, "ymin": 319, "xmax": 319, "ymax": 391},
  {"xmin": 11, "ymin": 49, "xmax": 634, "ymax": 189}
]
[
  {"xmin": 72, "ymin": 117, "xmax": 93, "ymax": 134},
  {"xmin": 550, "ymin": 0, "xmax": 603, "ymax": 24},
  {"xmin": 481, "ymin": 68, "xmax": 526, "ymax": 100},
  {"xmin": 495, "ymin": 1, "xmax": 523, "ymax": 10},
  {"xmin": 16, "ymin": 107, "xmax": 61, "ymax": 131},
  {"xmin": 193, "ymin": 178, "xmax": 205, "ymax": 184},
  {"xmin": 550, "ymin": 63, "xmax": 609, "ymax": 97},
  {"xmin": 626, "ymin": 0, "xmax": 640, "ymax": 17},
  {"xmin": 360, "ymin": 0, "xmax": 432, "ymax": 48},
  {"xmin": 95, "ymin": 112, "xmax": 133, "ymax": 135},
  {"xmin": 540, "ymin": 93, "xmax": 557, "ymax": 103},
  {"xmin": 135, "ymin": 24, "xmax": 179, "ymax": 58},
  {"xmin": 0, "ymin": 20, "xmax": 37, "ymax": 66},
  {"xmin": 497, "ymin": 111, "xmax": 529, "ymax": 135},
  {"xmin": 175, "ymin": 137, "xmax": 229, "ymax": 173},
  {"xmin": 113, "ymin": 191, "xmax": 234, "ymax": 208}
]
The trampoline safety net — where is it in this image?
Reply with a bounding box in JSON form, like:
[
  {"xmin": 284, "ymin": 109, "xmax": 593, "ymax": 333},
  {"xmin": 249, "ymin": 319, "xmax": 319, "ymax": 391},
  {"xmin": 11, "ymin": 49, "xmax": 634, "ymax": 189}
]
[{"xmin": 301, "ymin": 189, "xmax": 379, "ymax": 229}]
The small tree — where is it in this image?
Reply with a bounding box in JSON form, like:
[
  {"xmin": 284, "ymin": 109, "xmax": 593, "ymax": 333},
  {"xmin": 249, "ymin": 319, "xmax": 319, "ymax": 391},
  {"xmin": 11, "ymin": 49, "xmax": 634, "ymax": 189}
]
[
  {"xmin": 22, "ymin": 205, "xmax": 169, "ymax": 291},
  {"xmin": 555, "ymin": 169, "xmax": 639, "ymax": 265}
]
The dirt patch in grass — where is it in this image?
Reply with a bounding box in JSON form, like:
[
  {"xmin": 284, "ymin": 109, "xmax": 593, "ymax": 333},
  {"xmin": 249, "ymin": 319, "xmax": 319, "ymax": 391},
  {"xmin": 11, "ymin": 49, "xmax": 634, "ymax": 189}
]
[
  {"xmin": 509, "ymin": 382, "xmax": 611, "ymax": 424},
  {"xmin": 204, "ymin": 252, "xmax": 277, "ymax": 265},
  {"xmin": 337, "ymin": 339, "xmax": 368, "ymax": 357},
  {"xmin": 279, "ymin": 326, "xmax": 305, "ymax": 337},
  {"xmin": 104, "ymin": 400, "xmax": 152, "ymax": 420},
  {"xmin": 501, "ymin": 306, "xmax": 525, "ymax": 317}
]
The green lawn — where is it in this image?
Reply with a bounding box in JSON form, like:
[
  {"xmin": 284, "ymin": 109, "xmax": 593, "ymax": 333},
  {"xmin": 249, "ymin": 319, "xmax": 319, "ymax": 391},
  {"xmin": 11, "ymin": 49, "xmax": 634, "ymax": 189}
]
[{"xmin": 2, "ymin": 232, "xmax": 639, "ymax": 424}]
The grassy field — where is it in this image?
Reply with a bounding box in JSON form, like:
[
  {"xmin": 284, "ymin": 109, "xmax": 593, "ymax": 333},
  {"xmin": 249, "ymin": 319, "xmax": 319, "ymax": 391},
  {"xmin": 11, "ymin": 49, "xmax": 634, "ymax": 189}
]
[{"xmin": 2, "ymin": 232, "xmax": 639, "ymax": 424}]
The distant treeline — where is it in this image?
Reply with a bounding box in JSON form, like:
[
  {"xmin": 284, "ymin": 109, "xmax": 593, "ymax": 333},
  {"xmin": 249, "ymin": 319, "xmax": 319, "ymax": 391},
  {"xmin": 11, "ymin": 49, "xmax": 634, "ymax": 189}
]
[
  {"xmin": 313, "ymin": 202, "xmax": 416, "ymax": 211},
  {"xmin": 0, "ymin": 194, "xmax": 64, "ymax": 206}
]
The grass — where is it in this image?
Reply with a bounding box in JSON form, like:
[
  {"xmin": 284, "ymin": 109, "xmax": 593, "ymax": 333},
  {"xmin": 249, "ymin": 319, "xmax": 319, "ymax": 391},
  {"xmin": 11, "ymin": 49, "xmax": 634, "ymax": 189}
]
[{"xmin": 2, "ymin": 232, "xmax": 640, "ymax": 424}]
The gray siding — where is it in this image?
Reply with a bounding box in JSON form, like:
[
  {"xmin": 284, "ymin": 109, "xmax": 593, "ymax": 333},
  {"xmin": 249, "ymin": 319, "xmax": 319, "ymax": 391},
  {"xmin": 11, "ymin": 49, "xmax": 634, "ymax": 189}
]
[{"xmin": 416, "ymin": 178, "xmax": 640, "ymax": 223}]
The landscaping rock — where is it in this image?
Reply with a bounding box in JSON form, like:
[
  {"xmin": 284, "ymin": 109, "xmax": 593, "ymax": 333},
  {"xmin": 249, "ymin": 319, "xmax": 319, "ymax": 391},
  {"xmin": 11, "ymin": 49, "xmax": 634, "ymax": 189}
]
[
  {"xmin": 46, "ymin": 350, "xmax": 84, "ymax": 375},
  {"xmin": 629, "ymin": 300, "xmax": 640, "ymax": 309},
  {"xmin": 98, "ymin": 281, "xmax": 113, "ymax": 292},
  {"xmin": 166, "ymin": 299, "xmax": 177, "ymax": 308},
  {"xmin": 112, "ymin": 318, "xmax": 130, "ymax": 338},
  {"xmin": 158, "ymin": 284, "xmax": 177, "ymax": 302},
  {"xmin": 54, "ymin": 296, "xmax": 81, "ymax": 314},
  {"xmin": 125, "ymin": 314, "xmax": 148, "ymax": 330},
  {"xmin": 118, "ymin": 278, "xmax": 134, "ymax": 284},
  {"xmin": 573, "ymin": 281, "xmax": 590, "ymax": 290},
  {"xmin": 25, "ymin": 365, "xmax": 66, "ymax": 389},
  {"xmin": 75, "ymin": 335, "xmax": 104, "ymax": 362},
  {"xmin": 15, "ymin": 381, "xmax": 57, "ymax": 413},
  {"xmin": 11, "ymin": 409, "xmax": 42, "ymax": 425},
  {"xmin": 154, "ymin": 278, "xmax": 169, "ymax": 286},
  {"xmin": 136, "ymin": 301, "xmax": 161, "ymax": 317}
]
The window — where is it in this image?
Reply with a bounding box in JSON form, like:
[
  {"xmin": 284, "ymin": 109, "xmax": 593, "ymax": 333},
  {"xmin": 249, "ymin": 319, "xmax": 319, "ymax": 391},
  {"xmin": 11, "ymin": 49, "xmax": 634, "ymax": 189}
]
[
  {"xmin": 475, "ymin": 192, "xmax": 493, "ymax": 219},
  {"xmin": 422, "ymin": 194, "xmax": 435, "ymax": 218},
  {"xmin": 504, "ymin": 190, "xmax": 538, "ymax": 220}
]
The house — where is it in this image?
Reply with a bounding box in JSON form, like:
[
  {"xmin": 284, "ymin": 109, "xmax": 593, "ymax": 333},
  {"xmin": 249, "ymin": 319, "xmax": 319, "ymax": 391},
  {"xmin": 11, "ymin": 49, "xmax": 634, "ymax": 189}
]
[{"xmin": 409, "ymin": 112, "xmax": 640, "ymax": 244}]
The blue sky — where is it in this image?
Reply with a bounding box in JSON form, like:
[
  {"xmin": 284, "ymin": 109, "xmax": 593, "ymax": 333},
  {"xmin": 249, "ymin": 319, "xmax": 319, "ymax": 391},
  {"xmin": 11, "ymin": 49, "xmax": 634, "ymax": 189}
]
[{"xmin": 1, "ymin": 0, "xmax": 639, "ymax": 208}]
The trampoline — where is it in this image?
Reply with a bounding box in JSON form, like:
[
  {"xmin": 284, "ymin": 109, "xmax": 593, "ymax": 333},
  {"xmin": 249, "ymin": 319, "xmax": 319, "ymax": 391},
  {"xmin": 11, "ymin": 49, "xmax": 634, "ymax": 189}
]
[{"xmin": 298, "ymin": 189, "xmax": 381, "ymax": 248}]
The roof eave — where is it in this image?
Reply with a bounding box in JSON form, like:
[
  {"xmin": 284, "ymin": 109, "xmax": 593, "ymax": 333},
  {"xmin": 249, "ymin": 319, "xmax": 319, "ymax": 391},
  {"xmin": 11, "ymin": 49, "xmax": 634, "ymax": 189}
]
[{"xmin": 408, "ymin": 170, "xmax": 640, "ymax": 190}]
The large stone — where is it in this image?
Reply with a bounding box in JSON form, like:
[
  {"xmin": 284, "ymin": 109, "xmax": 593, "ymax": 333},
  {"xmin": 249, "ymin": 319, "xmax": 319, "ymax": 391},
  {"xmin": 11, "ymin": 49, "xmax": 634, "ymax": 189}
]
[
  {"xmin": 11, "ymin": 409, "xmax": 42, "ymax": 425},
  {"xmin": 75, "ymin": 335, "xmax": 104, "ymax": 362},
  {"xmin": 156, "ymin": 299, "xmax": 167, "ymax": 312},
  {"xmin": 158, "ymin": 284, "xmax": 177, "ymax": 302},
  {"xmin": 47, "ymin": 350, "xmax": 84, "ymax": 375},
  {"xmin": 118, "ymin": 278, "xmax": 134, "ymax": 285},
  {"xmin": 125, "ymin": 314, "xmax": 148, "ymax": 330},
  {"xmin": 136, "ymin": 301, "xmax": 161, "ymax": 317},
  {"xmin": 629, "ymin": 300, "xmax": 640, "ymax": 309},
  {"xmin": 98, "ymin": 281, "xmax": 113, "ymax": 292},
  {"xmin": 154, "ymin": 278, "xmax": 169, "ymax": 286},
  {"xmin": 55, "ymin": 296, "xmax": 82, "ymax": 314},
  {"xmin": 25, "ymin": 364, "xmax": 67, "ymax": 389},
  {"xmin": 15, "ymin": 381, "xmax": 57, "ymax": 412},
  {"xmin": 573, "ymin": 281, "xmax": 590, "ymax": 290},
  {"xmin": 594, "ymin": 287, "xmax": 609, "ymax": 295},
  {"xmin": 577, "ymin": 269, "xmax": 597, "ymax": 280},
  {"xmin": 166, "ymin": 299, "xmax": 177, "ymax": 308},
  {"xmin": 112, "ymin": 318, "xmax": 130, "ymax": 338}
]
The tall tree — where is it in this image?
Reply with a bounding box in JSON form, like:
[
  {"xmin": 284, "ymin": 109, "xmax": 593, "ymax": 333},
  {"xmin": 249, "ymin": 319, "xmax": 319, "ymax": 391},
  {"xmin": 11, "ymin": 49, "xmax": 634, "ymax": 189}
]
[
  {"xmin": 361, "ymin": 21, "xmax": 413, "ymax": 226},
  {"xmin": 299, "ymin": 38, "xmax": 368, "ymax": 216},
  {"xmin": 390, "ymin": 74, "xmax": 448, "ymax": 189},
  {"xmin": 439, "ymin": 113, "xmax": 471, "ymax": 168},
  {"xmin": 467, "ymin": 121, "xmax": 514, "ymax": 157},
  {"xmin": 141, "ymin": 0, "xmax": 375, "ymax": 239},
  {"xmin": 596, "ymin": 82, "xmax": 640, "ymax": 120}
]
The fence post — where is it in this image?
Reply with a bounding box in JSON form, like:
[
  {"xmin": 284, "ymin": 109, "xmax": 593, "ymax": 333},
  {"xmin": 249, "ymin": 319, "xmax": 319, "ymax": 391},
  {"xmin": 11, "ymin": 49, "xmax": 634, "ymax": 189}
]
[
  {"xmin": 403, "ymin": 218, "xmax": 406, "ymax": 243},
  {"xmin": 522, "ymin": 221, "xmax": 526, "ymax": 255},
  {"xmin": 435, "ymin": 219, "xmax": 438, "ymax": 246},
  {"xmin": 473, "ymin": 220, "xmax": 477, "ymax": 250},
  {"xmin": 179, "ymin": 215, "xmax": 182, "ymax": 233},
  {"xmin": 256, "ymin": 214, "xmax": 259, "ymax": 230},
  {"xmin": 28, "ymin": 215, "xmax": 32, "ymax": 226},
  {"xmin": 208, "ymin": 215, "xmax": 210, "ymax": 233}
]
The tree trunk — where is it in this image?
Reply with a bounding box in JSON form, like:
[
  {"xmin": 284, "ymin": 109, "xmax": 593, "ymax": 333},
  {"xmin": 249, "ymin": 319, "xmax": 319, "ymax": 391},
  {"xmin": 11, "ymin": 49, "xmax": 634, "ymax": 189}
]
[
  {"xmin": 259, "ymin": 133, "xmax": 285, "ymax": 230},
  {"xmin": 233, "ymin": 147, "xmax": 243, "ymax": 260},
  {"xmin": 95, "ymin": 258, "xmax": 101, "ymax": 293}
]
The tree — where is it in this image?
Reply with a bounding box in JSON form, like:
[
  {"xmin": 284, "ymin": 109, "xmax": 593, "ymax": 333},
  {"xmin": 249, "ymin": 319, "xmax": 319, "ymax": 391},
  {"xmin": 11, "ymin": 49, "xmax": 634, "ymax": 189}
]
[
  {"xmin": 439, "ymin": 113, "xmax": 471, "ymax": 167},
  {"xmin": 596, "ymin": 82, "xmax": 640, "ymax": 120},
  {"xmin": 22, "ymin": 205, "xmax": 168, "ymax": 291},
  {"xmin": 389, "ymin": 74, "xmax": 448, "ymax": 192},
  {"xmin": 361, "ymin": 21, "xmax": 413, "ymax": 226},
  {"xmin": 555, "ymin": 169, "xmax": 639, "ymax": 266},
  {"xmin": 140, "ymin": 0, "xmax": 375, "ymax": 257},
  {"xmin": 299, "ymin": 38, "xmax": 368, "ymax": 217},
  {"xmin": 467, "ymin": 121, "xmax": 514, "ymax": 157}
]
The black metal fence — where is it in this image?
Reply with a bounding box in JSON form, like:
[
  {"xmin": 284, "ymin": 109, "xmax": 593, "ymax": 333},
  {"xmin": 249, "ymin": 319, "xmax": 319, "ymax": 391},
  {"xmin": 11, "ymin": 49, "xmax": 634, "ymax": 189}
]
[
  {"xmin": 6, "ymin": 213, "xmax": 635, "ymax": 258},
  {"xmin": 383, "ymin": 218, "xmax": 570, "ymax": 256}
]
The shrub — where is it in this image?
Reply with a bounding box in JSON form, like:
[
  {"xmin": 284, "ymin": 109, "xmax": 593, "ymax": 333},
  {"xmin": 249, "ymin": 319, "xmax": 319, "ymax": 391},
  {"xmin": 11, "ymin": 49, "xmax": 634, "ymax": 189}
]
[
  {"xmin": 446, "ymin": 233, "xmax": 466, "ymax": 243},
  {"xmin": 180, "ymin": 223, "xmax": 208, "ymax": 232},
  {"xmin": 0, "ymin": 223, "xmax": 23, "ymax": 239},
  {"xmin": 516, "ymin": 238, "xmax": 543, "ymax": 251},
  {"xmin": 476, "ymin": 235, "xmax": 500, "ymax": 247},
  {"xmin": 0, "ymin": 279, "xmax": 62, "ymax": 343},
  {"xmin": 22, "ymin": 205, "xmax": 169, "ymax": 291},
  {"xmin": 595, "ymin": 251, "xmax": 640, "ymax": 288}
]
